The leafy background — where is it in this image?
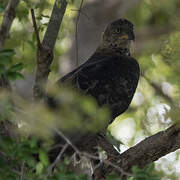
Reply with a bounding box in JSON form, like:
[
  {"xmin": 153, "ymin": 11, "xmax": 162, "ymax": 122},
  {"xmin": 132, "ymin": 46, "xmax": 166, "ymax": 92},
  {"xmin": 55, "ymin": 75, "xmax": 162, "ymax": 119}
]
[{"xmin": 0, "ymin": 0, "xmax": 180, "ymax": 179}]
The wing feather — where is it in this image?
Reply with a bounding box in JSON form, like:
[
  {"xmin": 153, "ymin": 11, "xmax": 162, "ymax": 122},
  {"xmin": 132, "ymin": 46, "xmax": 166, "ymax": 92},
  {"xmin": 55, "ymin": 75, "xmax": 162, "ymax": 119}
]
[{"xmin": 59, "ymin": 55, "xmax": 140, "ymax": 120}]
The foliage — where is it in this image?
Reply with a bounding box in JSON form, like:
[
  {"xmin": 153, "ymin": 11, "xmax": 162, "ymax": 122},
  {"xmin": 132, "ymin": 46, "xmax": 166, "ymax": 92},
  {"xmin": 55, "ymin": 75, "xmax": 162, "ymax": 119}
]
[
  {"xmin": 0, "ymin": 86, "xmax": 109, "ymax": 179},
  {"xmin": 106, "ymin": 164, "xmax": 161, "ymax": 180},
  {"xmin": 0, "ymin": 135, "xmax": 88, "ymax": 180},
  {"xmin": 0, "ymin": 49, "xmax": 24, "ymax": 80},
  {"xmin": 13, "ymin": 86, "xmax": 110, "ymax": 138},
  {"xmin": 0, "ymin": 0, "xmax": 180, "ymax": 179},
  {"xmin": 130, "ymin": 164, "xmax": 161, "ymax": 180}
]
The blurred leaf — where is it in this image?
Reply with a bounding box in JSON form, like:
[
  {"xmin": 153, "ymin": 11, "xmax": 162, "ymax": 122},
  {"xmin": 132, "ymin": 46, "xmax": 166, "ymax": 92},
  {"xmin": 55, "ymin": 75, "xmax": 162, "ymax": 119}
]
[
  {"xmin": 0, "ymin": 49, "xmax": 15, "ymax": 64},
  {"xmin": 56, "ymin": 1, "xmax": 61, "ymax": 9},
  {"xmin": 6, "ymin": 71, "xmax": 24, "ymax": 80},
  {"xmin": 39, "ymin": 149, "xmax": 49, "ymax": 167},
  {"xmin": 8, "ymin": 63, "xmax": 24, "ymax": 72},
  {"xmin": 40, "ymin": 14, "xmax": 50, "ymax": 18},
  {"xmin": 132, "ymin": 164, "xmax": 161, "ymax": 180},
  {"xmin": 0, "ymin": 64, "xmax": 5, "ymax": 74},
  {"xmin": 0, "ymin": 4, "xmax": 5, "ymax": 13},
  {"xmin": 106, "ymin": 175, "xmax": 121, "ymax": 180},
  {"xmin": 144, "ymin": 163, "xmax": 154, "ymax": 173},
  {"xmin": 36, "ymin": 162, "xmax": 44, "ymax": 175},
  {"xmin": 16, "ymin": 2, "xmax": 29, "ymax": 21},
  {"xmin": 29, "ymin": 137, "xmax": 38, "ymax": 148},
  {"xmin": 0, "ymin": 49, "xmax": 15, "ymax": 57}
]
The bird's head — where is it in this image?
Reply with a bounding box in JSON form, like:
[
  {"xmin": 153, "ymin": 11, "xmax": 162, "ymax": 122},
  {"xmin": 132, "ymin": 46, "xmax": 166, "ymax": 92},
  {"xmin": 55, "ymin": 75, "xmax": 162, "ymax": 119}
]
[{"xmin": 102, "ymin": 19, "xmax": 135, "ymax": 50}]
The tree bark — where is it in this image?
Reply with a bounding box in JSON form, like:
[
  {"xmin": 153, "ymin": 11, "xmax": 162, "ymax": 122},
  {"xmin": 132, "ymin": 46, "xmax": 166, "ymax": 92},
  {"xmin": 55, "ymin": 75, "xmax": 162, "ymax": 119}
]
[
  {"xmin": 51, "ymin": 125, "xmax": 180, "ymax": 179},
  {"xmin": 0, "ymin": 0, "xmax": 19, "ymax": 90},
  {"xmin": 33, "ymin": 0, "xmax": 67, "ymax": 100},
  {"xmin": 91, "ymin": 125, "xmax": 180, "ymax": 179},
  {"xmin": 0, "ymin": 0, "xmax": 19, "ymax": 49}
]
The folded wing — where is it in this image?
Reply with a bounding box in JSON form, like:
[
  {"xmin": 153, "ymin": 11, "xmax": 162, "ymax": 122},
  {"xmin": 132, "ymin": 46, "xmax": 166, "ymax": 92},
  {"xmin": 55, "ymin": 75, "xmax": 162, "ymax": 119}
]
[{"xmin": 59, "ymin": 55, "xmax": 140, "ymax": 122}]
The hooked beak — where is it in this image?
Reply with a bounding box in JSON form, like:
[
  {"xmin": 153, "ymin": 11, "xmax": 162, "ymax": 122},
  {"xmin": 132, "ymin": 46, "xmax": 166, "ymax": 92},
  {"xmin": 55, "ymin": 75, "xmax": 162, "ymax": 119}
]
[{"xmin": 119, "ymin": 31, "xmax": 135, "ymax": 41}]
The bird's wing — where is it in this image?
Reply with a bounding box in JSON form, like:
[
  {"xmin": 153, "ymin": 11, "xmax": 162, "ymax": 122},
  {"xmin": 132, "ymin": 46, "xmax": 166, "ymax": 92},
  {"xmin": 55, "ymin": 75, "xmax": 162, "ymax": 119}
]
[
  {"xmin": 59, "ymin": 55, "xmax": 140, "ymax": 120},
  {"xmin": 59, "ymin": 54, "xmax": 107, "ymax": 83}
]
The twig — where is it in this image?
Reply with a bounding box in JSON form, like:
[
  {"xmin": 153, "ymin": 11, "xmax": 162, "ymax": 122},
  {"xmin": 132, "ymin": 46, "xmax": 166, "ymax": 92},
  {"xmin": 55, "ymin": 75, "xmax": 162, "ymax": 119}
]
[
  {"xmin": 75, "ymin": 0, "xmax": 84, "ymax": 67},
  {"xmin": 0, "ymin": 151, "xmax": 10, "ymax": 160},
  {"xmin": 12, "ymin": 169, "xmax": 21, "ymax": 176},
  {"xmin": 30, "ymin": 9, "xmax": 41, "ymax": 49},
  {"xmin": 46, "ymin": 143, "xmax": 69, "ymax": 176},
  {"xmin": 54, "ymin": 125, "xmax": 180, "ymax": 178},
  {"xmin": 54, "ymin": 128, "xmax": 132, "ymax": 177},
  {"xmin": 81, "ymin": 152, "xmax": 132, "ymax": 177},
  {"xmin": 54, "ymin": 128, "xmax": 80, "ymax": 153},
  {"xmin": 50, "ymin": 143, "xmax": 65, "ymax": 150},
  {"xmin": 20, "ymin": 161, "xmax": 25, "ymax": 180},
  {"xmin": 71, "ymin": 9, "xmax": 90, "ymax": 20},
  {"xmin": 0, "ymin": 151, "xmax": 22, "ymax": 176}
]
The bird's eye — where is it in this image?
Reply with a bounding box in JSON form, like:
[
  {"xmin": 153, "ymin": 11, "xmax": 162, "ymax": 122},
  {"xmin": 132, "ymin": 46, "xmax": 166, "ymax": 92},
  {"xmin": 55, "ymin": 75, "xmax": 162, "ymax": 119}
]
[{"xmin": 115, "ymin": 28, "xmax": 121, "ymax": 33}]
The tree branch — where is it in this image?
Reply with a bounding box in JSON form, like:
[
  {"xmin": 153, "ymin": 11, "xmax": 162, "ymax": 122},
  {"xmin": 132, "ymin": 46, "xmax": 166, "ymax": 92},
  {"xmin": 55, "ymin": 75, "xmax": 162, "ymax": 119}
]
[
  {"xmin": 92, "ymin": 125, "xmax": 180, "ymax": 179},
  {"xmin": 0, "ymin": 0, "xmax": 19, "ymax": 90},
  {"xmin": 32, "ymin": 0, "xmax": 67, "ymax": 100},
  {"xmin": 0, "ymin": 0, "xmax": 19, "ymax": 49},
  {"xmin": 29, "ymin": 0, "xmax": 180, "ymax": 178},
  {"xmin": 42, "ymin": 0, "xmax": 67, "ymax": 50},
  {"xmin": 51, "ymin": 125, "xmax": 180, "ymax": 179},
  {"xmin": 30, "ymin": 9, "xmax": 41, "ymax": 49},
  {"xmin": 46, "ymin": 143, "xmax": 69, "ymax": 176}
]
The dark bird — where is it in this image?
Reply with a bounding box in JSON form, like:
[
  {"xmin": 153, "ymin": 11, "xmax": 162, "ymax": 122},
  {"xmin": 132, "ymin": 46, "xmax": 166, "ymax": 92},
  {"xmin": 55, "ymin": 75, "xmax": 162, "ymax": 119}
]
[{"xmin": 58, "ymin": 19, "xmax": 140, "ymax": 123}]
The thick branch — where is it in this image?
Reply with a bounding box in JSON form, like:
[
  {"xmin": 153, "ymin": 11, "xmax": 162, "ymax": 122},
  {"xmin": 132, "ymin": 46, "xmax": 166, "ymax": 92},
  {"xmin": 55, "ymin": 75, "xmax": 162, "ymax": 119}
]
[
  {"xmin": 42, "ymin": 0, "xmax": 67, "ymax": 50},
  {"xmin": 52, "ymin": 125, "xmax": 180, "ymax": 179},
  {"xmin": 33, "ymin": 0, "xmax": 67, "ymax": 99},
  {"xmin": 93, "ymin": 125, "xmax": 180, "ymax": 179},
  {"xmin": 0, "ymin": 0, "xmax": 19, "ymax": 49}
]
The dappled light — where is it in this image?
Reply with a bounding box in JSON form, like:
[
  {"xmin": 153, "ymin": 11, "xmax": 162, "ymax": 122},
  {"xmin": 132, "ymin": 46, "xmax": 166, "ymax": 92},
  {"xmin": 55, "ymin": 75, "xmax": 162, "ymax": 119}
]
[{"xmin": 0, "ymin": 0, "xmax": 180, "ymax": 179}]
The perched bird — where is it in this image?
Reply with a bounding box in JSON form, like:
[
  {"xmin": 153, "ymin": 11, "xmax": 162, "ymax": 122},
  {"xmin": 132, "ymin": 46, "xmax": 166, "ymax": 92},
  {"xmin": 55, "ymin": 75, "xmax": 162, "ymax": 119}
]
[{"xmin": 58, "ymin": 18, "xmax": 140, "ymax": 123}]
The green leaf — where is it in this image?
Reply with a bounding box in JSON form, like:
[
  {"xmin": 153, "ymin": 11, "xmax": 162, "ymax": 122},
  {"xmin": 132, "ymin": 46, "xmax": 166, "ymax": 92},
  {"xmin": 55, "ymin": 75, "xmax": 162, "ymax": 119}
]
[
  {"xmin": 26, "ymin": 156, "xmax": 36, "ymax": 168},
  {"xmin": 132, "ymin": 165, "xmax": 139, "ymax": 173},
  {"xmin": 39, "ymin": 149, "xmax": 49, "ymax": 167},
  {"xmin": 8, "ymin": 63, "xmax": 24, "ymax": 72},
  {"xmin": 135, "ymin": 172, "xmax": 149, "ymax": 179},
  {"xmin": 29, "ymin": 137, "xmax": 38, "ymax": 148},
  {"xmin": 6, "ymin": 72, "xmax": 24, "ymax": 80},
  {"xmin": 36, "ymin": 162, "xmax": 44, "ymax": 174},
  {"xmin": 56, "ymin": 0, "xmax": 61, "ymax": 8},
  {"xmin": 0, "ymin": 64, "xmax": 5, "ymax": 74},
  {"xmin": 0, "ymin": 4, "xmax": 5, "ymax": 13},
  {"xmin": 67, "ymin": 0, "xmax": 75, "ymax": 4},
  {"xmin": 144, "ymin": 163, "xmax": 154, "ymax": 173},
  {"xmin": 16, "ymin": 3, "xmax": 29, "ymax": 21},
  {"xmin": 0, "ymin": 49, "xmax": 15, "ymax": 65},
  {"xmin": 0, "ymin": 49, "xmax": 15, "ymax": 57},
  {"xmin": 106, "ymin": 175, "xmax": 121, "ymax": 180},
  {"xmin": 14, "ymin": 72, "xmax": 24, "ymax": 79},
  {"xmin": 40, "ymin": 14, "xmax": 50, "ymax": 18},
  {"xmin": 0, "ymin": 57, "xmax": 12, "ymax": 65}
]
